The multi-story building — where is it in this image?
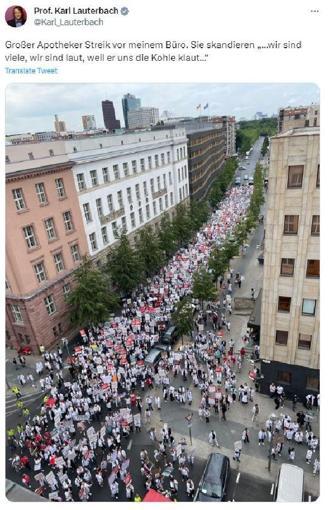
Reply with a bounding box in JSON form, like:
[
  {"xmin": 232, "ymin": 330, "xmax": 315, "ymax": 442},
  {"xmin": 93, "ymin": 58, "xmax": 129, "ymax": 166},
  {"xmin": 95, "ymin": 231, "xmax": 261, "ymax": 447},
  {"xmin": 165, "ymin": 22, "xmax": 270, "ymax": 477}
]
[
  {"xmin": 6, "ymin": 153, "xmax": 89, "ymax": 352},
  {"xmin": 127, "ymin": 107, "xmax": 159, "ymax": 130},
  {"xmin": 122, "ymin": 93, "xmax": 141, "ymax": 129},
  {"xmin": 54, "ymin": 114, "xmax": 66, "ymax": 133},
  {"xmin": 209, "ymin": 116, "xmax": 236, "ymax": 157},
  {"xmin": 260, "ymin": 127, "xmax": 320, "ymax": 397},
  {"xmin": 278, "ymin": 105, "xmax": 320, "ymax": 133},
  {"xmin": 102, "ymin": 100, "xmax": 121, "ymax": 131},
  {"xmin": 82, "ymin": 115, "xmax": 96, "ymax": 131},
  {"xmin": 6, "ymin": 129, "xmax": 189, "ymax": 350}
]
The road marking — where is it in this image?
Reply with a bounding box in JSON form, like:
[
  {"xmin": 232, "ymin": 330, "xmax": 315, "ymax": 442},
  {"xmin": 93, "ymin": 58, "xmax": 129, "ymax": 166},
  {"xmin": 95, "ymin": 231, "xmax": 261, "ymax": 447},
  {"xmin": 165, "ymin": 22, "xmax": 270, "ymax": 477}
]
[{"xmin": 127, "ymin": 439, "xmax": 133, "ymax": 450}]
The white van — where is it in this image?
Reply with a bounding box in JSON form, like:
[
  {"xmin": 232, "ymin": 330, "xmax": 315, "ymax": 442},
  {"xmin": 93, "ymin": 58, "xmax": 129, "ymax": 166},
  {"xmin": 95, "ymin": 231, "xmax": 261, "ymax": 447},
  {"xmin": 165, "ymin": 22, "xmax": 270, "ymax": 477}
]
[{"xmin": 274, "ymin": 464, "xmax": 304, "ymax": 502}]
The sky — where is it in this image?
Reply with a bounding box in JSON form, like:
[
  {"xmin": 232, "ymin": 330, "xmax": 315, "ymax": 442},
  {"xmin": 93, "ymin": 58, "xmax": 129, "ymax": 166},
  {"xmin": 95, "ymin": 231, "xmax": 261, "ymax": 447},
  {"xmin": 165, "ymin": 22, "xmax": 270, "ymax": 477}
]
[{"xmin": 5, "ymin": 83, "xmax": 319, "ymax": 135}]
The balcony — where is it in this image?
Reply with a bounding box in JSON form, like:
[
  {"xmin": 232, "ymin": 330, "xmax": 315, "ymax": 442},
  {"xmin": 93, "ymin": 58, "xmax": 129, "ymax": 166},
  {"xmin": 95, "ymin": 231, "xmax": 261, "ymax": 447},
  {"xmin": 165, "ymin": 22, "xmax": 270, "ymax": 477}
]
[
  {"xmin": 152, "ymin": 187, "xmax": 167, "ymax": 199},
  {"xmin": 100, "ymin": 207, "xmax": 125, "ymax": 225}
]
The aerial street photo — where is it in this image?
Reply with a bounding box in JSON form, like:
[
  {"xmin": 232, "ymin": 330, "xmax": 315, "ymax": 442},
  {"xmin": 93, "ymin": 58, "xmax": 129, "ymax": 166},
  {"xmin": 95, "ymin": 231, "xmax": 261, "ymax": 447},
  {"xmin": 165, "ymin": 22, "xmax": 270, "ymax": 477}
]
[{"xmin": 5, "ymin": 83, "xmax": 320, "ymax": 502}]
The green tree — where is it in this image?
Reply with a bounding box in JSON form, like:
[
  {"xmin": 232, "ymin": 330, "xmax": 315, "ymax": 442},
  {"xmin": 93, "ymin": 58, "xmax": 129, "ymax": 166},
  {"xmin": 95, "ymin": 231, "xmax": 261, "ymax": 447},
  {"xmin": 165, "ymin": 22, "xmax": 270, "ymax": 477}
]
[
  {"xmin": 67, "ymin": 257, "xmax": 119, "ymax": 326},
  {"xmin": 192, "ymin": 268, "xmax": 217, "ymax": 309},
  {"xmin": 158, "ymin": 212, "xmax": 178, "ymax": 259},
  {"xmin": 189, "ymin": 200, "xmax": 210, "ymax": 232},
  {"xmin": 208, "ymin": 246, "xmax": 229, "ymax": 280},
  {"xmin": 172, "ymin": 297, "xmax": 195, "ymax": 344},
  {"xmin": 172, "ymin": 203, "xmax": 193, "ymax": 246},
  {"xmin": 135, "ymin": 225, "xmax": 165, "ymax": 277},
  {"xmin": 107, "ymin": 233, "xmax": 143, "ymax": 296}
]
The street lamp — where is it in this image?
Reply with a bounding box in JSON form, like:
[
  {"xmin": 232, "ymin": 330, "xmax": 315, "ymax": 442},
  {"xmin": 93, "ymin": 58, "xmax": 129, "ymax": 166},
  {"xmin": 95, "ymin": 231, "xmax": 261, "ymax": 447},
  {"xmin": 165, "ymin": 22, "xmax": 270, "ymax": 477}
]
[{"xmin": 267, "ymin": 413, "xmax": 277, "ymax": 472}]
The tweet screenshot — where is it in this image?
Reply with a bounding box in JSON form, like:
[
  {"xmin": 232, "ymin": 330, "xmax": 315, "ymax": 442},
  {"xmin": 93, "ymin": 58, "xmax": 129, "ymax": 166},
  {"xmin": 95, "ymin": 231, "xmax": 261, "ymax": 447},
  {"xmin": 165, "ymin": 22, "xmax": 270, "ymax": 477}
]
[{"xmin": 1, "ymin": 0, "xmax": 325, "ymax": 506}]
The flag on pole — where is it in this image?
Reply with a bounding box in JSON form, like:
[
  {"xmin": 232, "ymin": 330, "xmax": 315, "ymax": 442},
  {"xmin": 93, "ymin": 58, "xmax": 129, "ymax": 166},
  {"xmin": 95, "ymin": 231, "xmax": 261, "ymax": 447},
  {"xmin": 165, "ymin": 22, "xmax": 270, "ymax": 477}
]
[
  {"xmin": 196, "ymin": 104, "xmax": 201, "ymax": 111},
  {"xmin": 204, "ymin": 103, "xmax": 209, "ymax": 110}
]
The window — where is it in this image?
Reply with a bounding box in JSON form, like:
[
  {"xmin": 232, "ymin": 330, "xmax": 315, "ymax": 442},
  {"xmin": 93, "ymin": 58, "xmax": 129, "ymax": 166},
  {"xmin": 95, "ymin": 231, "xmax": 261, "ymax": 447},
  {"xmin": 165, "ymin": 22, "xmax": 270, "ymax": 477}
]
[
  {"xmin": 177, "ymin": 148, "xmax": 179, "ymax": 160},
  {"xmin": 132, "ymin": 160, "xmax": 137, "ymax": 174},
  {"xmin": 101, "ymin": 226, "xmax": 109, "ymax": 245},
  {"xmin": 150, "ymin": 178, "xmax": 154, "ymax": 193},
  {"xmin": 159, "ymin": 197, "xmax": 163, "ymax": 211},
  {"xmin": 130, "ymin": 212, "xmax": 136, "ymax": 228},
  {"xmin": 135, "ymin": 184, "xmax": 141, "ymax": 201},
  {"xmin": 22, "ymin": 225, "xmax": 37, "ymax": 249},
  {"xmin": 302, "ymin": 299, "xmax": 316, "ymax": 316},
  {"xmin": 278, "ymin": 296, "xmax": 291, "ymax": 313},
  {"xmin": 163, "ymin": 174, "xmax": 167, "ymax": 188},
  {"xmin": 121, "ymin": 216, "xmax": 127, "ymax": 233},
  {"xmin": 280, "ymin": 258, "xmax": 294, "ymax": 276},
  {"xmin": 107, "ymin": 194, "xmax": 114, "ymax": 212},
  {"xmin": 153, "ymin": 201, "xmax": 157, "ymax": 215},
  {"xmin": 306, "ymin": 376, "xmax": 319, "ymax": 391},
  {"xmin": 70, "ymin": 244, "xmax": 81, "ymax": 262},
  {"xmin": 283, "ymin": 215, "xmax": 299, "ymax": 235},
  {"xmin": 96, "ymin": 198, "xmax": 103, "ymax": 218},
  {"xmin": 155, "ymin": 154, "xmax": 159, "ymax": 167},
  {"xmin": 169, "ymin": 172, "xmax": 173, "ymax": 186},
  {"xmin": 161, "ymin": 153, "xmax": 165, "ymax": 166},
  {"xmin": 44, "ymin": 218, "xmax": 57, "ymax": 241},
  {"xmin": 89, "ymin": 232, "xmax": 97, "ymax": 251},
  {"xmin": 138, "ymin": 208, "xmax": 143, "ymax": 224},
  {"xmin": 167, "ymin": 151, "xmax": 171, "ymax": 164},
  {"xmin": 11, "ymin": 304, "xmax": 23, "ymax": 324},
  {"xmin": 170, "ymin": 192, "xmax": 174, "ymax": 206},
  {"xmin": 140, "ymin": 158, "xmax": 145, "ymax": 171},
  {"xmin": 49, "ymin": 149, "xmax": 54, "ymax": 156},
  {"xmin": 157, "ymin": 176, "xmax": 161, "ymax": 190},
  {"xmin": 63, "ymin": 283, "xmax": 71, "ymax": 297},
  {"xmin": 55, "ymin": 178, "xmax": 66, "ymax": 198},
  {"xmin": 148, "ymin": 156, "xmax": 152, "ymax": 169},
  {"xmin": 287, "ymin": 165, "xmax": 304, "ymax": 188},
  {"xmin": 28, "ymin": 152, "xmax": 34, "ymax": 160},
  {"xmin": 113, "ymin": 164, "xmax": 120, "ymax": 179},
  {"xmin": 146, "ymin": 204, "xmax": 150, "ymax": 220},
  {"xmin": 35, "ymin": 183, "xmax": 47, "ymax": 205},
  {"xmin": 53, "ymin": 252, "xmax": 65, "ymax": 272},
  {"xmin": 306, "ymin": 259, "xmax": 320, "ymax": 278},
  {"xmin": 311, "ymin": 215, "xmax": 320, "ymax": 236},
  {"xmin": 53, "ymin": 326, "xmax": 58, "ymax": 338},
  {"xmin": 83, "ymin": 203, "xmax": 92, "ymax": 222},
  {"xmin": 12, "ymin": 188, "xmax": 26, "ymax": 211},
  {"xmin": 165, "ymin": 195, "xmax": 168, "ymax": 209},
  {"xmin": 112, "ymin": 221, "xmax": 118, "ymax": 238},
  {"xmin": 298, "ymin": 333, "xmax": 312, "ymax": 350},
  {"xmin": 117, "ymin": 191, "xmax": 123, "ymax": 209},
  {"xmin": 179, "ymin": 188, "xmax": 182, "ymax": 201},
  {"xmin": 143, "ymin": 181, "xmax": 148, "ymax": 197},
  {"xmin": 102, "ymin": 167, "xmax": 109, "ymax": 183},
  {"xmin": 77, "ymin": 173, "xmax": 86, "ymax": 191},
  {"xmin": 44, "ymin": 295, "xmax": 56, "ymax": 316},
  {"xmin": 277, "ymin": 370, "xmax": 292, "ymax": 385},
  {"xmin": 123, "ymin": 162, "xmax": 129, "ymax": 177},
  {"xmin": 90, "ymin": 170, "xmax": 98, "ymax": 187},
  {"xmin": 33, "ymin": 261, "xmax": 47, "ymax": 283},
  {"xmin": 316, "ymin": 164, "xmax": 320, "ymax": 188},
  {"xmin": 63, "ymin": 211, "xmax": 74, "ymax": 232},
  {"xmin": 275, "ymin": 330, "xmax": 288, "ymax": 346}
]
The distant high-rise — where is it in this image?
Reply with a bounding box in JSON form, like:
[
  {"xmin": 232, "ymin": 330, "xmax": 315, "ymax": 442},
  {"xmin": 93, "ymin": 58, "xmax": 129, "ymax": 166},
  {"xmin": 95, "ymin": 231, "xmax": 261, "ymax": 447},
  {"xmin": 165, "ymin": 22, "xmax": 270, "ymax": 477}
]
[
  {"xmin": 82, "ymin": 115, "xmax": 96, "ymax": 131},
  {"xmin": 127, "ymin": 107, "xmax": 159, "ymax": 130},
  {"xmin": 102, "ymin": 101, "xmax": 121, "ymax": 131},
  {"xmin": 54, "ymin": 114, "xmax": 66, "ymax": 133},
  {"xmin": 122, "ymin": 93, "xmax": 141, "ymax": 129}
]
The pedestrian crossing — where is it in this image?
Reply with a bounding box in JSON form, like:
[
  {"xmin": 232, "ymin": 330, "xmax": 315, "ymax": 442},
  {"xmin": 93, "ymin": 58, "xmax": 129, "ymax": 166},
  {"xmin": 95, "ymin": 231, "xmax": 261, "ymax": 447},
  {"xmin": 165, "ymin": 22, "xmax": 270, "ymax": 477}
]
[{"xmin": 6, "ymin": 390, "xmax": 45, "ymax": 416}]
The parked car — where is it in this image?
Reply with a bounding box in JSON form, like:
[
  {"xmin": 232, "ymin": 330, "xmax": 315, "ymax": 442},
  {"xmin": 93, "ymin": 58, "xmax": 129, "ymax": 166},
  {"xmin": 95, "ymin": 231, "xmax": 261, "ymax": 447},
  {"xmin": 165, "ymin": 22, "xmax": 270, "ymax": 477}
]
[
  {"xmin": 144, "ymin": 348, "xmax": 162, "ymax": 366},
  {"xmin": 234, "ymin": 177, "xmax": 241, "ymax": 186},
  {"xmin": 194, "ymin": 453, "xmax": 230, "ymax": 502},
  {"xmin": 248, "ymin": 177, "xmax": 254, "ymax": 185},
  {"xmin": 160, "ymin": 326, "xmax": 179, "ymax": 346},
  {"xmin": 274, "ymin": 464, "xmax": 304, "ymax": 502},
  {"xmin": 153, "ymin": 343, "xmax": 171, "ymax": 353},
  {"xmin": 17, "ymin": 346, "xmax": 32, "ymax": 355}
]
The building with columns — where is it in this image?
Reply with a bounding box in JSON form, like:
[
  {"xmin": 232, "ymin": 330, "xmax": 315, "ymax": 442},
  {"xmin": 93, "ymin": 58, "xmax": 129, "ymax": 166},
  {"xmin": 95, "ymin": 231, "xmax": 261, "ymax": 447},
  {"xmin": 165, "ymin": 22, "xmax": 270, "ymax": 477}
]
[{"xmin": 260, "ymin": 126, "xmax": 320, "ymax": 397}]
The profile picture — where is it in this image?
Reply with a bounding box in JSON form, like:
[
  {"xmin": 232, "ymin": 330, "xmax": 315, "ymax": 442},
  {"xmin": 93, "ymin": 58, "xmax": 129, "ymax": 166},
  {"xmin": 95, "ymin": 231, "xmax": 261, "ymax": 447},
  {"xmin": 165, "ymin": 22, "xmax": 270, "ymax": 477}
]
[{"xmin": 5, "ymin": 5, "xmax": 27, "ymax": 27}]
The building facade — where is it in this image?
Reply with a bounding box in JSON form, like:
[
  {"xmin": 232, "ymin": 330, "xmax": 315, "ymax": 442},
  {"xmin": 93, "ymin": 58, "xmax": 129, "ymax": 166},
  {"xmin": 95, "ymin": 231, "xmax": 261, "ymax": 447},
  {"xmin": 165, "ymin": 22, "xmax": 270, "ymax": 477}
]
[
  {"xmin": 260, "ymin": 127, "xmax": 320, "ymax": 398},
  {"xmin": 122, "ymin": 93, "xmax": 141, "ymax": 129},
  {"xmin": 278, "ymin": 105, "xmax": 320, "ymax": 133},
  {"xmin": 186, "ymin": 127, "xmax": 226, "ymax": 201},
  {"xmin": 102, "ymin": 100, "xmax": 121, "ymax": 131},
  {"xmin": 82, "ymin": 115, "xmax": 96, "ymax": 131},
  {"xmin": 127, "ymin": 107, "xmax": 160, "ymax": 130},
  {"xmin": 209, "ymin": 116, "xmax": 236, "ymax": 157},
  {"xmin": 6, "ymin": 156, "xmax": 89, "ymax": 352}
]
